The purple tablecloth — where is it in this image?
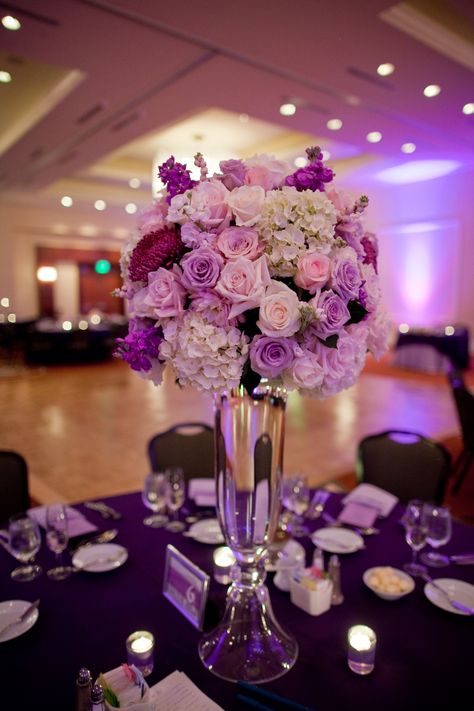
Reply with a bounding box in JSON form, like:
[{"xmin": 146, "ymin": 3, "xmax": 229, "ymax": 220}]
[{"xmin": 1, "ymin": 492, "xmax": 473, "ymax": 710}]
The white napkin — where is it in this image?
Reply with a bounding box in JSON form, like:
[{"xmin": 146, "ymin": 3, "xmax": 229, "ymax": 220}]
[
  {"xmin": 342, "ymin": 483, "xmax": 398, "ymax": 518},
  {"xmin": 28, "ymin": 505, "xmax": 97, "ymax": 537},
  {"xmin": 188, "ymin": 479, "xmax": 216, "ymax": 507}
]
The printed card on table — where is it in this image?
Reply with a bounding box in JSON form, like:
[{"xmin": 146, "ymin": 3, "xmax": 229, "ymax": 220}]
[{"xmin": 163, "ymin": 545, "xmax": 210, "ymax": 630}]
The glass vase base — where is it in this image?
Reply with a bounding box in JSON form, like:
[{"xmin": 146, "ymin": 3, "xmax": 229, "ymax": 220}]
[
  {"xmin": 198, "ymin": 582, "xmax": 298, "ymax": 684},
  {"xmin": 10, "ymin": 564, "xmax": 42, "ymax": 582}
]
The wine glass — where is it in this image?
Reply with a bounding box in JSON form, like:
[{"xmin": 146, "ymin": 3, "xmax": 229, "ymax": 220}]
[
  {"xmin": 164, "ymin": 468, "xmax": 186, "ymax": 532},
  {"xmin": 8, "ymin": 513, "xmax": 42, "ymax": 582},
  {"xmin": 282, "ymin": 474, "xmax": 310, "ymax": 537},
  {"xmin": 45, "ymin": 504, "xmax": 74, "ymax": 580},
  {"xmin": 142, "ymin": 472, "xmax": 169, "ymax": 528},
  {"xmin": 420, "ymin": 505, "xmax": 452, "ymax": 567},
  {"xmin": 403, "ymin": 499, "xmax": 429, "ymax": 576}
]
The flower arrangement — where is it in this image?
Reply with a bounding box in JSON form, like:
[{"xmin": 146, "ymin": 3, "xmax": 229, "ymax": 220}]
[{"xmin": 115, "ymin": 147, "xmax": 389, "ymax": 397}]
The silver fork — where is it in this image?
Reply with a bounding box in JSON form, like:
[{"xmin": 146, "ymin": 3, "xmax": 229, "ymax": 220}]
[
  {"xmin": 422, "ymin": 574, "xmax": 474, "ymax": 615},
  {"xmin": 306, "ymin": 489, "xmax": 330, "ymax": 520}
]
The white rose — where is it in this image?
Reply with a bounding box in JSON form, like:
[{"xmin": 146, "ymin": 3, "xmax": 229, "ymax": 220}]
[
  {"xmin": 227, "ymin": 185, "xmax": 265, "ymax": 226},
  {"xmin": 257, "ymin": 281, "xmax": 300, "ymax": 338}
]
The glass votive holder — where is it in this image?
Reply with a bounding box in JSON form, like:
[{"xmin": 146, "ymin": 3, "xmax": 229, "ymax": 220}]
[
  {"xmin": 347, "ymin": 624, "xmax": 376, "ymax": 675},
  {"xmin": 126, "ymin": 630, "xmax": 155, "ymax": 677},
  {"xmin": 213, "ymin": 546, "xmax": 236, "ymax": 585}
]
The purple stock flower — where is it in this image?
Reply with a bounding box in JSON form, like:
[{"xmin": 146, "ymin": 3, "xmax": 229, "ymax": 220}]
[
  {"xmin": 218, "ymin": 159, "xmax": 247, "ymax": 190},
  {"xmin": 331, "ymin": 259, "xmax": 362, "ymax": 301},
  {"xmin": 114, "ymin": 322, "xmax": 163, "ymax": 372},
  {"xmin": 128, "ymin": 228, "xmax": 185, "ymax": 283},
  {"xmin": 284, "ymin": 146, "xmax": 334, "ymax": 192},
  {"xmin": 180, "ymin": 247, "xmax": 223, "ymax": 290},
  {"xmin": 311, "ymin": 289, "xmax": 350, "ymax": 338},
  {"xmin": 249, "ymin": 335, "xmax": 295, "ymax": 378},
  {"xmin": 158, "ymin": 156, "xmax": 196, "ymax": 203},
  {"xmin": 361, "ymin": 232, "xmax": 378, "ymax": 272}
]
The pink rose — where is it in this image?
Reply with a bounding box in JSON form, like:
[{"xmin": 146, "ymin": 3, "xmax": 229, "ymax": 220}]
[
  {"xmin": 284, "ymin": 347, "xmax": 324, "ymax": 391},
  {"xmin": 217, "ymin": 226, "xmax": 262, "ymax": 261},
  {"xmin": 257, "ymin": 281, "xmax": 300, "ymax": 337},
  {"xmin": 245, "ymin": 154, "xmax": 290, "ymax": 189},
  {"xmin": 137, "ymin": 201, "xmax": 168, "ymax": 233},
  {"xmin": 143, "ymin": 265, "xmax": 186, "ymax": 318},
  {"xmin": 294, "ymin": 252, "xmax": 331, "ymax": 294},
  {"xmin": 227, "ymin": 185, "xmax": 265, "ymax": 227},
  {"xmin": 190, "ymin": 179, "xmax": 231, "ymax": 231},
  {"xmin": 326, "ymin": 187, "xmax": 354, "ymax": 215},
  {"xmin": 215, "ymin": 255, "xmax": 271, "ymax": 318}
]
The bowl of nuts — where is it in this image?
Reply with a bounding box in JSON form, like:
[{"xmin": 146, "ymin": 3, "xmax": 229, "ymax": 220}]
[{"xmin": 363, "ymin": 566, "xmax": 415, "ymax": 600}]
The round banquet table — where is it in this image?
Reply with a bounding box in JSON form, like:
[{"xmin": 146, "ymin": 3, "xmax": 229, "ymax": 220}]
[{"xmin": 0, "ymin": 491, "xmax": 473, "ymax": 710}]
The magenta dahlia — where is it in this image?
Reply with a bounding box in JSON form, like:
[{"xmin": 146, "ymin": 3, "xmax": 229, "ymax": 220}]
[{"xmin": 128, "ymin": 227, "xmax": 185, "ymax": 283}]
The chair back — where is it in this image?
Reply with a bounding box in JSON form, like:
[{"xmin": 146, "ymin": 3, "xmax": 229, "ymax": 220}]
[
  {"xmin": 356, "ymin": 430, "xmax": 451, "ymax": 505},
  {"xmin": 147, "ymin": 422, "xmax": 214, "ymax": 481},
  {"xmin": 448, "ymin": 370, "xmax": 474, "ymax": 451},
  {"xmin": 0, "ymin": 450, "xmax": 30, "ymax": 523}
]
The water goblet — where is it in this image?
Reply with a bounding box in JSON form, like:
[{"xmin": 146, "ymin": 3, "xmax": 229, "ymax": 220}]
[
  {"xmin": 45, "ymin": 504, "xmax": 74, "ymax": 580},
  {"xmin": 8, "ymin": 513, "xmax": 42, "ymax": 582},
  {"xmin": 282, "ymin": 474, "xmax": 310, "ymax": 537},
  {"xmin": 403, "ymin": 499, "xmax": 428, "ymax": 576},
  {"xmin": 420, "ymin": 505, "xmax": 452, "ymax": 567},
  {"xmin": 164, "ymin": 468, "xmax": 186, "ymax": 532},
  {"xmin": 142, "ymin": 472, "xmax": 169, "ymax": 528}
]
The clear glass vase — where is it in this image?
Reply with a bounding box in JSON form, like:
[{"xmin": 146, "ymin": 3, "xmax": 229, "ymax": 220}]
[{"xmin": 198, "ymin": 380, "xmax": 298, "ymax": 683}]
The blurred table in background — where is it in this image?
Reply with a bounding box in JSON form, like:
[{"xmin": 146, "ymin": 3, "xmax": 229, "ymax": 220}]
[{"xmin": 393, "ymin": 326, "xmax": 470, "ymax": 373}]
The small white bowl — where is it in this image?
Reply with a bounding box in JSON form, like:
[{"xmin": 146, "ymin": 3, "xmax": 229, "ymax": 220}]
[{"xmin": 363, "ymin": 566, "xmax": 415, "ymax": 600}]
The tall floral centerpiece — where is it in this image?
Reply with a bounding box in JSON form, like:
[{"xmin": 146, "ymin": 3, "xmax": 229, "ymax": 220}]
[{"xmin": 115, "ymin": 147, "xmax": 389, "ymax": 683}]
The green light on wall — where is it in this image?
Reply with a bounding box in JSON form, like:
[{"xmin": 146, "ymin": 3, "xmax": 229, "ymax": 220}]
[{"xmin": 95, "ymin": 259, "xmax": 111, "ymax": 274}]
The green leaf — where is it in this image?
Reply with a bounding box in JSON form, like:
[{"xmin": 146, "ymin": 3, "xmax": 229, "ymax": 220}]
[
  {"xmin": 317, "ymin": 334, "xmax": 339, "ymax": 349},
  {"xmin": 98, "ymin": 673, "xmax": 120, "ymax": 708},
  {"xmin": 347, "ymin": 300, "xmax": 368, "ymax": 324}
]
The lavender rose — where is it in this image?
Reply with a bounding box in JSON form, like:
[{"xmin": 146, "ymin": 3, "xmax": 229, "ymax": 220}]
[
  {"xmin": 330, "ymin": 257, "xmax": 362, "ymax": 301},
  {"xmin": 181, "ymin": 247, "xmax": 223, "ymax": 291},
  {"xmin": 250, "ymin": 335, "xmax": 295, "ymax": 378},
  {"xmin": 310, "ymin": 289, "xmax": 350, "ymax": 338},
  {"xmin": 219, "ymin": 159, "xmax": 247, "ymax": 190}
]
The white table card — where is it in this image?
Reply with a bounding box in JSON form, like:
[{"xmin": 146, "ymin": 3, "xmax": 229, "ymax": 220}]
[{"xmin": 163, "ymin": 545, "xmax": 210, "ymax": 630}]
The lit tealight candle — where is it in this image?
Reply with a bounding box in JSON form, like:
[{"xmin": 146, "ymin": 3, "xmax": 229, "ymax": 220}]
[
  {"xmin": 213, "ymin": 546, "xmax": 236, "ymax": 585},
  {"xmin": 126, "ymin": 630, "xmax": 155, "ymax": 677},
  {"xmin": 347, "ymin": 624, "xmax": 376, "ymax": 675}
]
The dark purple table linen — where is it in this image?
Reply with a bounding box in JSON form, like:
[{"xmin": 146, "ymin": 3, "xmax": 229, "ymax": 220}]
[{"xmin": 0, "ymin": 492, "xmax": 473, "ymax": 710}]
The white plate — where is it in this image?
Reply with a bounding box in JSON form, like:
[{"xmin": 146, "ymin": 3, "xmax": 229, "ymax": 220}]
[
  {"xmin": 266, "ymin": 539, "xmax": 306, "ymax": 572},
  {"xmin": 72, "ymin": 543, "xmax": 128, "ymax": 572},
  {"xmin": 311, "ymin": 527, "xmax": 364, "ymax": 554},
  {"xmin": 187, "ymin": 518, "xmax": 224, "ymax": 545},
  {"xmin": 424, "ymin": 578, "xmax": 474, "ymax": 616},
  {"xmin": 363, "ymin": 566, "xmax": 415, "ymax": 600},
  {"xmin": 0, "ymin": 600, "xmax": 39, "ymax": 642}
]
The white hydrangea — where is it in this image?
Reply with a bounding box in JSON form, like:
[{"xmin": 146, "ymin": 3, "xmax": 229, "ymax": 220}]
[
  {"xmin": 159, "ymin": 312, "xmax": 249, "ymax": 392},
  {"xmin": 256, "ymin": 186, "xmax": 338, "ymax": 277}
]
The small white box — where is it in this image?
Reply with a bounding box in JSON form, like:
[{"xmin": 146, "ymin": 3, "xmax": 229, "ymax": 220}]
[{"xmin": 290, "ymin": 577, "xmax": 333, "ymax": 616}]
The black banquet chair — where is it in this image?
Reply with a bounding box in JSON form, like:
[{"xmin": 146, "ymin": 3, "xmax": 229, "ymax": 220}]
[
  {"xmin": 147, "ymin": 422, "xmax": 214, "ymax": 482},
  {"xmin": 447, "ymin": 370, "xmax": 474, "ymax": 494},
  {"xmin": 0, "ymin": 450, "xmax": 30, "ymax": 524},
  {"xmin": 356, "ymin": 430, "xmax": 451, "ymax": 505}
]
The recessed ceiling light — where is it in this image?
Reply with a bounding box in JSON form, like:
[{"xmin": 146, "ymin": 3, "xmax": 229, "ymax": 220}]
[
  {"xmin": 94, "ymin": 199, "xmax": 107, "ymax": 211},
  {"xmin": 0, "ymin": 70, "xmax": 12, "ymax": 83},
  {"xmin": 377, "ymin": 62, "xmax": 395, "ymax": 76},
  {"xmin": 326, "ymin": 118, "xmax": 342, "ymax": 131},
  {"xmin": 129, "ymin": 178, "xmax": 141, "ymax": 189},
  {"xmin": 125, "ymin": 203, "xmax": 137, "ymax": 214},
  {"xmin": 79, "ymin": 225, "xmax": 99, "ymax": 237},
  {"xmin": 401, "ymin": 142, "xmax": 416, "ymax": 154},
  {"xmin": 239, "ymin": 113, "xmax": 249, "ymax": 123},
  {"xmin": 1, "ymin": 297, "xmax": 10, "ymax": 307},
  {"xmin": 1, "ymin": 15, "xmax": 21, "ymax": 30},
  {"xmin": 294, "ymin": 156, "xmax": 307, "ymax": 168},
  {"xmin": 279, "ymin": 103, "xmax": 296, "ymax": 116},
  {"xmin": 60, "ymin": 196, "xmax": 73, "ymax": 207},
  {"xmin": 462, "ymin": 102, "xmax": 474, "ymax": 115},
  {"xmin": 423, "ymin": 84, "xmax": 441, "ymax": 97},
  {"xmin": 37, "ymin": 266, "xmax": 58, "ymax": 283},
  {"xmin": 321, "ymin": 150, "xmax": 331, "ymax": 160},
  {"xmin": 366, "ymin": 131, "xmax": 382, "ymax": 143}
]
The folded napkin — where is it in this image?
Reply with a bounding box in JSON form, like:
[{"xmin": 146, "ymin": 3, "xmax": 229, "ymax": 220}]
[
  {"xmin": 342, "ymin": 483, "xmax": 398, "ymax": 518},
  {"xmin": 28, "ymin": 505, "xmax": 97, "ymax": 537},
  {"xmin": 337, "ymin": 501, "xmax": 378, "ymax": 528},
  {"xmin": 188, "ymin": 479, "xmax": 216, "ymax": 507}
]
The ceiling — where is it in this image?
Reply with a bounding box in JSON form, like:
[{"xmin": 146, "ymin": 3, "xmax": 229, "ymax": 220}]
[{"xmin": 0, "ymin": 0, "xmax": 473, "ymax": 242}]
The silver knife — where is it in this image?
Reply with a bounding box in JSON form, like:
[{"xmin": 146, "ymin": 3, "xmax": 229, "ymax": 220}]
[
  {"xmin": 423, "ymin": 575, "xmax": 474, "ymax": 615},
  {"xmin": 70, "ymin": 529, "xmax": 118, "ymax": 552},
  {"xmin": 0, "ymin": 599, "xmax": 40, "ymax": 637}
]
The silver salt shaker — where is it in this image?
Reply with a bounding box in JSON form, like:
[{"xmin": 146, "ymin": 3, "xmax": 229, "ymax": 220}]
[{"xmin": 328, "ymin": 554, "xmax": 344, "ymax": 605}]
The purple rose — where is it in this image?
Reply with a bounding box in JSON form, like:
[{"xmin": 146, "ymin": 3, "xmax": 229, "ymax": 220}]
[
  {"xmin": 219, "ymin": 159, "xmax": 247, "ymax": 190},
  {"xmin": 249, "ymin": 335, "xmax": 295, "ymax": 378},
  {"xmin": 310, "ymin": 289, "xmax": 350, "ymax": 338},
  {"xmin": 330, "ymin": 258, "xmax": 362, "ymax": 302},
  {"xmin": 180, "ymin": 247, "xmax": 223, "ymax": 291}
]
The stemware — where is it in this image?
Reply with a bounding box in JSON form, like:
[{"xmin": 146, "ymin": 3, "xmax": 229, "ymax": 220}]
[
  {"xmin": 420, "ymin": 505, "xmax": 452, "ymax": 567},
  {"xmin": 8, "ymin": 513, "xmax": 42, "ymax": 582},
  {"xmin": 403, "ymin": 499, "xmax": 429, "ymax": 576},
  {"xmin": 45, "ymin": 504, "xmax": 74, "ymax": 580},
  {"xmin": 282, "ymin": 474, "xmax": 310, "ymax": 537},
  {"xmin": 165, "ymin": 468, "xmax": 186, "ymax": 532},
  {"xmin": 142, "ymin": 472, "xmax": 169, "ymax": 528}
]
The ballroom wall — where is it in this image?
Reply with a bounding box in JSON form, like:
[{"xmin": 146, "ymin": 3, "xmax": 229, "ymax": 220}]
[{"xmin": 1, "ymin": 162, "xmax": 473, "ymax": 344}]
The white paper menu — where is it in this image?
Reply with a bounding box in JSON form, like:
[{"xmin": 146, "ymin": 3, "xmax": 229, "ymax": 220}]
[{"xmin": 149, "ymin": 670, "xmax": 224, "ymax": 710}]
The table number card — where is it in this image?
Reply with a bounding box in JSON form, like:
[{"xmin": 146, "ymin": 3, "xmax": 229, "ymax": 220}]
[{"xmin": 163, "ymin": 545, "xmax": 210, "ymax": 630}]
